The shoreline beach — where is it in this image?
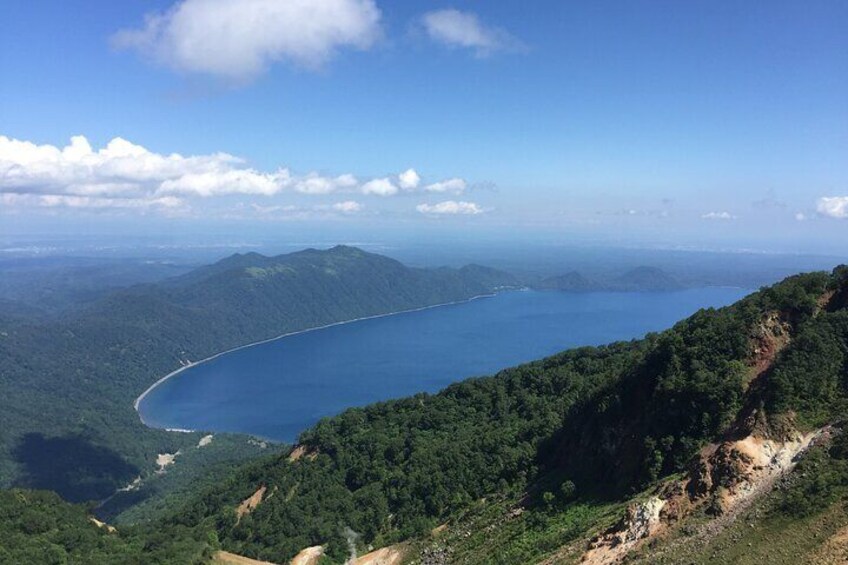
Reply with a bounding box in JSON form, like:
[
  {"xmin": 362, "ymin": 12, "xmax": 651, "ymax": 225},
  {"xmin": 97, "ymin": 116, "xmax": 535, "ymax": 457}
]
[{"xmin": 133, "ymin": 292, "xmax": 503, "ymax": 426}]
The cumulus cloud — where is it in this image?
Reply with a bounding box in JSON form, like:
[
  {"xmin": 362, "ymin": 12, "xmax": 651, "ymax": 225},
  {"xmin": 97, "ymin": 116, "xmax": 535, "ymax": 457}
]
[
  {"xmin": 249, "ymin": 201, "xmax": 361, "ymax": 217},
  {"xmin": 0, "ymin": 134, "xmax": 293, "ymax": 203},
  {"xmin": 817, "ymin": 196, "xmax": 848, "ymax": 219},
  {"xmin": 159, "ymin": 169, "xmax": 290, "ymax": 197},
  {"xmin": 0, "ymin": 134, "xmax": 473, "ymax": 218},
  {"xmin": 294, "ymin": 173, "xmax": 358, "ymax": 195},
  {"xmin": 416, "ymin": 200, "xmax": 484, "ymax": 215},
  {"xmin": 361, "ymin": 177, "xmax": 398, "ymax": 196},
  {"xmin": 701, "ymin": 211, "xmax": 736, "ymax": 220},
  {"xmin": 398, "ymin": 168, "xmax": 421, "ymax": 190},
  {"xmin": 421, "ymin": 9, "xmax": 522, "ymax": 57},
  {"xmin": 371, "ymin": 169, "xmax": 468, "ymax": 195},
  {"xmin": 113, "ymin": 0, "xmax": 382, "ymax": 81},
  {"xmin": 331, "ymin": 200, "xmax": 363, "ymax": 213},
  {"xmin": 424, "ymin": 177, "xmax": 466, "ymax": 193}
]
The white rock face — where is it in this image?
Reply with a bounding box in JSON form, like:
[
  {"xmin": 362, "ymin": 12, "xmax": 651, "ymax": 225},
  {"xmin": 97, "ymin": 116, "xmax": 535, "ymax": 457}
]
[{"xmin": 624, "ymin": 496, "xmax": 666, "ymax": 542}]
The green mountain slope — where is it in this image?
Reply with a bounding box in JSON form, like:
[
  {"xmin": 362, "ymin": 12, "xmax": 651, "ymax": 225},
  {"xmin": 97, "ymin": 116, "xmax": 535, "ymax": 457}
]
[
  {"xmin": 0, "ymin": 488, "xmax": 216, "ymax": 564},
  {"xmin": 0, "ymin": 246, "xmax": 517, "ymax": 503},
  {"xmin": 164, "ymin": 267, "xmax": 848, "ymax": 564}
]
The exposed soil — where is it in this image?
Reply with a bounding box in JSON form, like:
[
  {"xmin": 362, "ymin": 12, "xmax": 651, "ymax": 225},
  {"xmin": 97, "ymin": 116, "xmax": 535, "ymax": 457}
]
[
  {"xmin": 805, "ymin": 524, "xmax": 848, "ymax": 565},
  {"xmin": 288, "ymin": 445, "xmax": 318, "ymax": 462},
  {"xmin": 213, "ymin": 550, "xmax": 279, "ymax": 565},
  {"xmin": 746, "ymin": 311, "xmax": 791, "ymax": 386},
  {"xmin": 354, "ymin": 545, "xmax": 406, "ymax": 565},
  {"xmin": 290, "ymin": 545, "xmax": 324, "ymax": 565},
  {"xmin": 236, "ymin": 485, "xmax": 267, "ymax": 523}
]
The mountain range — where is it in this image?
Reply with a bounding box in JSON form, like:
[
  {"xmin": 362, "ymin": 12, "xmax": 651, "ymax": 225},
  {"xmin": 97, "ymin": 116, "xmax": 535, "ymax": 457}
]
[{"xmin": 0, "ymin": 250, "xmax": 846, "ymax": 564}]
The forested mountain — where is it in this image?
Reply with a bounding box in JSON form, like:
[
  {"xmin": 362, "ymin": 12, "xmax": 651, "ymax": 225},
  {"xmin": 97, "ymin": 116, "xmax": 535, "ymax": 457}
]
[
  {"xmin": 159, "ymin": 266, "xmax": 848, "ymax": 564},
  {"xmin": 537, "ymin": 266, "xmax": 683, "ymax": 292},
  {"xmin": 612, "ymin": 265, "xmax": 683, "ymax": 291},
  {"xmin": 535, "ymin": 271, "xmax": 597, "ymax": 292},
  {"xmin": 0, "ymin": 246, "xmax": 518, "ymax": 504},
  {"xmin": 2, "ymin": 256, "xmax": 846, "ymax": 564}
]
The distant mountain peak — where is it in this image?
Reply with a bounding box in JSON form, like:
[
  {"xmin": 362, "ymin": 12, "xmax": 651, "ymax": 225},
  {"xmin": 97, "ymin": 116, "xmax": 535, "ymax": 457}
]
[
  {"xmin": 615, "ymin": 265, "xmax": 682, "ymax": 291},
  {"xmin": 538, "ymin": 271, "xmax": 596, "ymax": 291},
  {"xmin": 537, "ymin": 266, "xmax": 683, "ymax": 292},
  {"xmin": 327, "ymin": 244, "xmax": 365, "ymax": 255}
]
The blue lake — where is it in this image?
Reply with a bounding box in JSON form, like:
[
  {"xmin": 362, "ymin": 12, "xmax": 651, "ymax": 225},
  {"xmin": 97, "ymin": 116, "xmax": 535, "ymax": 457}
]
[{"xmin": 138, "ymin": 288, "xmax": 750, "ymax": 442}]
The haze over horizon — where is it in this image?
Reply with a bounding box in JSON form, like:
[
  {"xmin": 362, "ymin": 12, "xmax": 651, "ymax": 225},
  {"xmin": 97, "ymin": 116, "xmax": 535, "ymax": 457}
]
[{"xmin": 1, "ymin": 0, "xmax": 847, "ymax": 255}]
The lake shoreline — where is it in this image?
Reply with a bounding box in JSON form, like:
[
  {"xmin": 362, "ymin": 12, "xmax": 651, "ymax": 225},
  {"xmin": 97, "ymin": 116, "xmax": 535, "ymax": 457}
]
[{"xmin": 133, "ymin": 291, "xmax": 502, "ymax": 428}]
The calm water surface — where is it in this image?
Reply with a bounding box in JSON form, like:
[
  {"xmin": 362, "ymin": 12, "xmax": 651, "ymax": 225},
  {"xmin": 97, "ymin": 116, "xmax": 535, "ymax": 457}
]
[{"xmin": 139, "ymin": 288, "xmax": 749, "ymax": 442}]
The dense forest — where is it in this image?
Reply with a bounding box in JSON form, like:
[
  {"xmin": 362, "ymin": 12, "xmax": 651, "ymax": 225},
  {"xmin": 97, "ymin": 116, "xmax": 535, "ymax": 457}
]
[
  {"xmin": 0, "ymin": 246, "xmax": 517, "ymax": 503},
  {"xmin": 0, "ymin": 489, "xmax": 216, "ymax": 564},
  {"xmin": 155, "ymin": 266, "xmax": 848, "ymax": 563}
]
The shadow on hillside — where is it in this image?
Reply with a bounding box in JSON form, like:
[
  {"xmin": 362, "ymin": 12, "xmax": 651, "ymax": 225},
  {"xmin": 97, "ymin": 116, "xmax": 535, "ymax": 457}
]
[
  {"xmin": 12, "ymin": 433, "xmax": 138, "ymax": 503},
  {"xmin": 95, "ymin": 483, "xmax": 156, "ymax": 522}
]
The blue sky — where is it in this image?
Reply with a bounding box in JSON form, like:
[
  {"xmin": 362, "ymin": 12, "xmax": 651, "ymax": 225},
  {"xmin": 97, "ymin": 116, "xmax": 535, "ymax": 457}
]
[{"xmin": 1, "ymin": 0, "xmax": 846, "ymax": 253}]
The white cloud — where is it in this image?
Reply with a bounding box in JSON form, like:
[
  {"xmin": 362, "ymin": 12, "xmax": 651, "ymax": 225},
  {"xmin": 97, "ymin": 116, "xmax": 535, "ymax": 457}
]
[
  {"xmin": 0, "ymin": 134, "xmax": 291, "ymax": 201},
  {"xmin": 113, "ymin": 0, "xmax": 382, "ymax": 81},
  {"xmin": 701, "ymin": 211, "xmax": 736, "ymax": 220},
  {"xmin": 247, "ymin": 200, "xmax": 362, "ymax": 218},
  {"xmin": 0, "ymin": 134, "xmax": 474, "ymax": 218},
  {"xmin": 361, "ymin": 177, "xmax": 398, "ymax": 196},
  {"xmin": 39, "ymin": 195, "xmax": 183, "ymax": 209},
  {"xmin": 795, "ymin": 212, "xmax": 808, "ymax": 222},
  {"xmin": 332, "ymin": 200, "xmax": 363, "ymax": 213},
  {"xmin": 421, "ymin": 9, "xmax": 521, "ymax": 57},
  {"xmin": 398, "ymin": 168, "xmax": 421, "ymax": 190},
  {"xmin": 1, "ymin": 192, "xmax": 183, "ymax": 210},
  {"xmin": 159, "ymin": 169, "xmax": 290, "ymax": 197},
  {"xmin": 425, "ymin": 177, "xmax": 466, "ymax": 193},
  {"xmin": 416, "ymin": 200, "xmax": 484, "ymax": 215},
  {"xmin": 294, "ymin": 173, "xmax": 358, "ymax": 195},
  {"xmin": 817, "ymin": 196, "xmax": 848, "ymax": 219}
]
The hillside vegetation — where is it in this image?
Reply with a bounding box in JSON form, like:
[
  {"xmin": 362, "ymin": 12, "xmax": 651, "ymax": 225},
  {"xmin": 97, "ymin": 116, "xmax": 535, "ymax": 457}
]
[
  {"xmin": 2, "ymin": 256, "xmax": 845, "ymax": 564},
  {"xmin": 162, "ymin": 266, "xmax": 848, "ymax": 563},
  {"xmin": 0, "ymin": 488, "xmax": 216, "ymax": 564},
  {"xmin": 0, "ymin": 246, "xmax": 517, "ymax": 503}
]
